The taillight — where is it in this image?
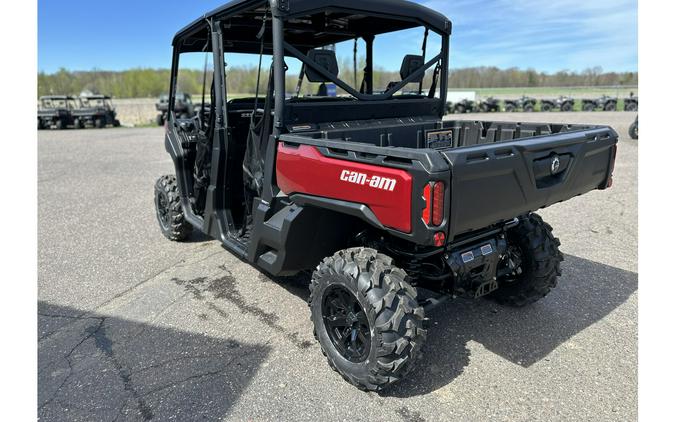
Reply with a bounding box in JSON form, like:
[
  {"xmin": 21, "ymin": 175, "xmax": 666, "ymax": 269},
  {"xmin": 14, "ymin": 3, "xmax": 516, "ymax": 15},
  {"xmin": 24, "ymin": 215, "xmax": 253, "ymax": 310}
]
[
  {"xmin": 422, "ymin": 181, "xmax": 445, "ymax": 226},
  {"xmin": 432, "ymin": 181, "xmax": 444, "ymax": 226},
  {"xmin": 422, "ymin": 184, "xmax": 431, "ymax": 225}
]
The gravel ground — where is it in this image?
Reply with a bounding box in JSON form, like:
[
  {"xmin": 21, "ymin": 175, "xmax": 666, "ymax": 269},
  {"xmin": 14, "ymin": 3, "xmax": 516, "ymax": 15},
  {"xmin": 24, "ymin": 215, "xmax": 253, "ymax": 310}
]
[{"xmin": 38, "ymin": 111, "xmax": 637, "ymax": 421}]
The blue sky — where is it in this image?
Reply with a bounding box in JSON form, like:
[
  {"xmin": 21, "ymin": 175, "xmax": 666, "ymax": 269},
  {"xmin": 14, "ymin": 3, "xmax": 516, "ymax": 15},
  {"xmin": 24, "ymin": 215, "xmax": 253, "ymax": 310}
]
[{"xmin": 38, "ymin": 0, "xmax": 637, "ymax": 74}]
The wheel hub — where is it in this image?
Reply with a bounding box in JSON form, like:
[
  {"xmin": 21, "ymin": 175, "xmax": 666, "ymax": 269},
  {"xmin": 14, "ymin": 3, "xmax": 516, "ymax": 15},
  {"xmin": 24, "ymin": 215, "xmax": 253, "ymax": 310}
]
[{"xmin": 322, "ymin": 286, "xmax": 371, "ymax": 363}]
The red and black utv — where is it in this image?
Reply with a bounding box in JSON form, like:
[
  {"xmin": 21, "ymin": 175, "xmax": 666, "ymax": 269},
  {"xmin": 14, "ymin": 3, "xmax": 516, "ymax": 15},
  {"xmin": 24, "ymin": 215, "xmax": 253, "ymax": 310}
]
[{"xmin": 154, "ymin": 0, "xmax": 618, "ymax": 391}]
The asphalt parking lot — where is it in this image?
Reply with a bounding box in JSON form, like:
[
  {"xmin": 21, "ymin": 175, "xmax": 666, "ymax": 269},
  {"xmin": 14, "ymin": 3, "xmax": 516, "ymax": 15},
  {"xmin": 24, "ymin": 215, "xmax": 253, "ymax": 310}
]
[{"xmin": 38, "ymin": 111, "xmax": 637, "ymax": 421}]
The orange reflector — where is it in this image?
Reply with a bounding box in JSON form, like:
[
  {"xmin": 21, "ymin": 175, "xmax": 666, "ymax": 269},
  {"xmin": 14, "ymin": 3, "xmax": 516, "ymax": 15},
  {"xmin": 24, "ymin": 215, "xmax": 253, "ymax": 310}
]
[
  {"xmin": 433, "ymin": 231, "xmax": 446, "ymax": 247},
  {"xmin": 432, "ymin": 181, "xmax": 445, "ymax": 226}
]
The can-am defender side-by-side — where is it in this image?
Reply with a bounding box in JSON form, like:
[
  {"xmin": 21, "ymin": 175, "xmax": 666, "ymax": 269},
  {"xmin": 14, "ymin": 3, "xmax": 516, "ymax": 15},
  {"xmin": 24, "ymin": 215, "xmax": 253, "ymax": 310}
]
[{"xmin": 154, "ymin": 0, "xmax": 618, "ymax": 391}]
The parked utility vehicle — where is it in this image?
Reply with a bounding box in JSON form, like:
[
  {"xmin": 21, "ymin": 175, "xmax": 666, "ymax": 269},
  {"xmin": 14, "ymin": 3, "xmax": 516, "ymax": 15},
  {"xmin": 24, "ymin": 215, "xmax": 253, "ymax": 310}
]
[
  {"xmin": 73, "ymin": 95, "xmax": 121, "ymax": 128},
  {"xmin": 37, "ymin": 95, "xmax": 77, "ymax": 129},
  {"xmin": 156, "ymin": 92, "xmax": 194, "ymax": 125},
  {"xmin": 504, "ymin": 96, "xmax": 536, "ymax": 112},
  {"xmin": 581, "ymin": 95, "xmax": 618, "ymax": 112},
  {"xmin": 155, "ymin": 0, "xmax": 618, "ymax": 391},
  {"xmin": 478, "ymin": 97, "xmax": 500, "ymax": 112}
]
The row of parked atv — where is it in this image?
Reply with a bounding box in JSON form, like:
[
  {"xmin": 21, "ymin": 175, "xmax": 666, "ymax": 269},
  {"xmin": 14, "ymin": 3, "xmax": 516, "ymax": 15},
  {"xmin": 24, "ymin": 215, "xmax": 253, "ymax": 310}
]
[
  {"xmin": 37, "ymin": 95, "xmax": 120, "ymax": 130},
  {"xmin": 446, "ymin": 94, "xmax": 639, "ymax": 114}
]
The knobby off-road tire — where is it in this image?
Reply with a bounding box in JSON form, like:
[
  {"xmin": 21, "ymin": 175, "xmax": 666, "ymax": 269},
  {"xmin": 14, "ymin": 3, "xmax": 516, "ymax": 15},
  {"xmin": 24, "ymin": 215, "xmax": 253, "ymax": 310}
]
[
  {"xmin": 625, "ymin": 102, "xmax": 638, "ymax": 112},
  {"xmin": 73, "ymin": 118, "xmax": 84, "ymax": 129},
  {"xmin": 541, "ymin": 103, "xmax": 553, "ymax": 112},
  {"xmin": 490, "ymin": 213, "xmax": 563, "ymax": 307},
  {"xmin": 523, "ymin": 104, "xmax": 534, "ymax": 112},
  {"xmin": 583, "ymin": 103, "xmax": 595, "ymax": 112},
  {"xmin": 310, "ymin": 247, "xmax": 426, "ymax": 391},
  {"xmin": 629, "ymin": 120, "xmax": 638, "ymax": 140},
  {"xmin": 561, "ymin": 102, "xmax": 573, "ymax": 112},
  {"xmin": 95, "ymin": 118, "xmax": 105, "ymax": 129},
  {"xmin": 154, "ymin": 175, "xmax": 192, "ymax": 241},
  {"xmin": 504, "ymin": 104, "xmax": 515, "ymax": 112}
]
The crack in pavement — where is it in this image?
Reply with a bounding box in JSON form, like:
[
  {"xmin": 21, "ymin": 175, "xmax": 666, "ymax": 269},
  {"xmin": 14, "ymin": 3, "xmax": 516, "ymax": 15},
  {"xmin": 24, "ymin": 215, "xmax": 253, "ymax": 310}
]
[
  {"xmin": 38, "ymin": 317, "xmax": 106, "ymax": 413},
  {"xmin": 88, "ymin": 320, "xmax": 155, "ymax": 421}
]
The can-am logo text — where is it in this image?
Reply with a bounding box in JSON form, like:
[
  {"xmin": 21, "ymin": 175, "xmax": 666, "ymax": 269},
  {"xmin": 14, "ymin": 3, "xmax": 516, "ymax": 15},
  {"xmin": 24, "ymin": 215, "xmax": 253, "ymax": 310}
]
[{"xmin": 339, "ymin": 170, "xmax": 397, "ymax": 192}]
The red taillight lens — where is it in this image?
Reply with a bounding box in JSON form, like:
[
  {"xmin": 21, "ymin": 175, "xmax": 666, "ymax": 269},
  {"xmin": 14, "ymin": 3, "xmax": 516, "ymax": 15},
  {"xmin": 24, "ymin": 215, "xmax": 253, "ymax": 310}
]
[
  {"xmin": 422, "ymin": 181, "xmax": 445, "ymax": 226},
  {"xmin": 422, "ymin": 184, "xmax": 432, "ymax": 224},
  {"xmin": 432, "ymin": 181, "xmax": 445, "ymax": 226}
]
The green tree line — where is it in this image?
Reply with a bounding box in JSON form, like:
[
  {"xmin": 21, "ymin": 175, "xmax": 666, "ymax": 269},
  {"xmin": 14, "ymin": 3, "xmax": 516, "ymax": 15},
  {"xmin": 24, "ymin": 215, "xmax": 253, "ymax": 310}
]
[{"xmin": 38, "ymin": 65, "xmax": 637, "ymax": 98}]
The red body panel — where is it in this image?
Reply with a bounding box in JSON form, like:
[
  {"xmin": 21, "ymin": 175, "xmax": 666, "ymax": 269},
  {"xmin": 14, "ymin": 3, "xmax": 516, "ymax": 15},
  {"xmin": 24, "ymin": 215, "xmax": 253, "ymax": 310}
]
[{"xmin": 276, "ymin": 143, "xmax": 413, "ymax": 233}]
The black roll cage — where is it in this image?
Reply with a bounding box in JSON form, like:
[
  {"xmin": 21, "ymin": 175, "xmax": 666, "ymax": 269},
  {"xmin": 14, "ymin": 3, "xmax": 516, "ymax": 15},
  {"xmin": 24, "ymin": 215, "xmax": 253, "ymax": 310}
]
[{"xmin": 168, "ymin": 0, "xmax": 451, "ymax": 130}]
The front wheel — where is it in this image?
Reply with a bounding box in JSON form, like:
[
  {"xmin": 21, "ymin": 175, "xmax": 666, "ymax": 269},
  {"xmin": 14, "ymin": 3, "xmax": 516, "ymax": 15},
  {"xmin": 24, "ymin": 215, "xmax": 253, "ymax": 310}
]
[
  {"xmin": 561, "ymin": 103, "xmax": 573, "ymax": 112},
  {"xmin": 154, "ymin": 175, "xmax": 192, "ymax": 241},
  {"xmin": 523, "ymin": 104, "xmax": 534, "ymax": 112},
  {"xmin": 310, "ymin": 247, "xmax": 426, "ymax": 391},
  {"xmin": 95, "ymin": 118, "xmax": 105, "ymax": 128},
  {"xmin": 541, "ymin": 103, "xmax": 552, "ymax": 112},
  {"xmin": 489, "ymin": 213, "xmax": 563, "ymax": 307}
]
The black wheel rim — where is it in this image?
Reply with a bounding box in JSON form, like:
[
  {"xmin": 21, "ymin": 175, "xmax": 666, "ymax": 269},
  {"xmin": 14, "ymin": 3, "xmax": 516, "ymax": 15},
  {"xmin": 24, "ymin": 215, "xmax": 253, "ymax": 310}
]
[
  {"xmin": 156, "ymin": 191, "xmax": 170, "ymax": 229},
  {"xmin": 322, "ymin": 285, "xmax": 371, "ymax": 363}
]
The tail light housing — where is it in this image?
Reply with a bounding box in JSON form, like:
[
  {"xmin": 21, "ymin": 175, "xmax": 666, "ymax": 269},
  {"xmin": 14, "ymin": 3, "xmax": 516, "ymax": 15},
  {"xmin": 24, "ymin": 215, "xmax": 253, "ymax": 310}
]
[{"xmin": 422, "ymin": 181, "xmax": 445, "ymax": 226}]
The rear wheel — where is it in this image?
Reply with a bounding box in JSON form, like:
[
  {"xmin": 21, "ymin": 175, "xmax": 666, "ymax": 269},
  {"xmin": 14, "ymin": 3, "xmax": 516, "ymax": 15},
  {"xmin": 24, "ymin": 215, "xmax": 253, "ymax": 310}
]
[
  {"xmin": 73, "ymin": 118, "xmax": 84, "ymax": 129},
  {"xmin": 583, "ymin": 103, "xmax": 595, "ymax": 112},
  {"xmin": 156, "ymin": 114, "xmax": 164, "ymax": 126},
  {"xmin": 95, "ymin": 118, "xmax": 105, "ymax": 128},
  {"xmin": 604, "ymin": 102, "xmax": 617, "ymax": 111},
  {"xmin": 489, "ymin": 213, "xmax": 563, "ymax": 307},
  {"xmin": 38, "ymin": 119, "xmax": 44, "ymax": 130},
  {"xmin": 561, "ymin": 102, "xmax": 573, "ymax": 112},
  {"xmin": 55, "ymin": 119, "xmax": 66, "ymax": 130},
  {"xmin": 454, "ymin": 105, "xmax": 465, "ymax": 114},
  {"xmin": 523, "ymin": 104, "xmax": 534, "ymax": 112},
  {"xmin": 310, "ymin": 247, "xmax": 426, "ymax": 391},
  {"xmin": 154, "ymin": 175, "xmax": 192, "ymax": 241},
  {"xmin": 625, "ymin": 102, "xmax": 638, "ymax": 112},
  {"xmin": 541, "ymin": 103, "xmax": 552, "ymax": 112},
  {"xmin": 113, "ymin": 119, "xmax": 121, "ymax": 127},
  {"xmin": 504, "ymin": 104, "xmax": 515, "ymax": 112}
]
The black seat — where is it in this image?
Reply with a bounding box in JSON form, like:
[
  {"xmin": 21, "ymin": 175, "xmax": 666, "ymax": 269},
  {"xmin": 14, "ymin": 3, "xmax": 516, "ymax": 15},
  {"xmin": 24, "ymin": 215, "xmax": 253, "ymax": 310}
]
[{"xmin": 305, "ymin": 49, "xmax": 339, "ymax": 82}]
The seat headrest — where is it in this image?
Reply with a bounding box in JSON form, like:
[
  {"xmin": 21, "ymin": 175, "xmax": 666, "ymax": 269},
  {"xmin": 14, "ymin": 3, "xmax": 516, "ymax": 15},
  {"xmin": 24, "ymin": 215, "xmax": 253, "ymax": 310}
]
[
  {"xmin": 305, "ymin": 49, "xmax": 339, "ymax": 83},
  {"xmin": 400, "ymin": 54, "xmax": 424, "ymax": 82}
]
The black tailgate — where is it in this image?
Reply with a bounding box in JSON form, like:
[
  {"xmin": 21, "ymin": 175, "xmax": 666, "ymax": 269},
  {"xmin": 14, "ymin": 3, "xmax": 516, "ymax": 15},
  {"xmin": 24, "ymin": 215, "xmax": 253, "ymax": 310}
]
[{"xmin": 442, "ymin": 126, "xmax": 617, "ymax": 239}]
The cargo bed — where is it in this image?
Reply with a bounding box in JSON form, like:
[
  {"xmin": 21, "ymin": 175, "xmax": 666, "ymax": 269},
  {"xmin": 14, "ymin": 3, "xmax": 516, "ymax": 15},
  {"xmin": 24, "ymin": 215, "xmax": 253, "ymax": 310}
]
[{"xmin": 278, "ymin": 117, "xmax": 618, "ymax": 241}]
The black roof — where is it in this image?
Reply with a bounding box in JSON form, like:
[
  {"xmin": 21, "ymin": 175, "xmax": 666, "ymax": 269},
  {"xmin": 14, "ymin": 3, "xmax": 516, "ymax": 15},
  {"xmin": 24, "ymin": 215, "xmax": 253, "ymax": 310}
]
[{"xmin": 174, "ymin": 0, "xmax": 451, "ymax": 54}]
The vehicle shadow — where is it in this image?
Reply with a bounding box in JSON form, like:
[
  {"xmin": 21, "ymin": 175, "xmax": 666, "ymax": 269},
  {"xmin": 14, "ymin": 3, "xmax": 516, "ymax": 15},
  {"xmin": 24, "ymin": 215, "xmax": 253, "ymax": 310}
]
[
  {"xmin": 38, "ymin": 301, "xmax": 271, "ymax": 421},
  {"xmin": 383, "ymin": 254, "xmax": 638, "ymax": 397}
]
